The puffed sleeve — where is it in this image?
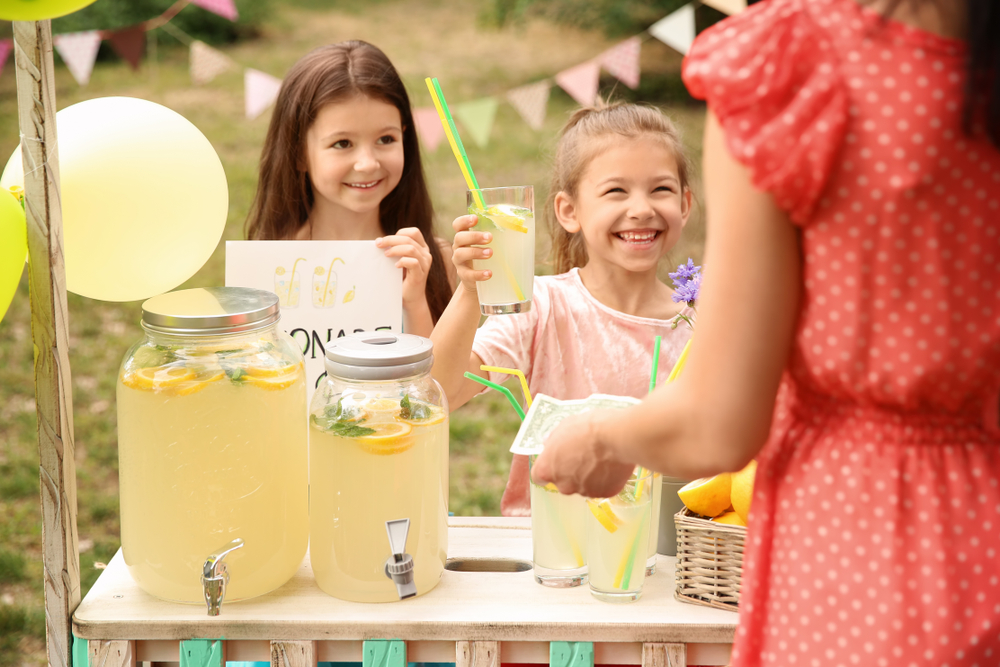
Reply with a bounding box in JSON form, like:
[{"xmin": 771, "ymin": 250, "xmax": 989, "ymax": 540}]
[{"xmin": 682, "ymin": 0, "xmax": 847, "ymax": 225}]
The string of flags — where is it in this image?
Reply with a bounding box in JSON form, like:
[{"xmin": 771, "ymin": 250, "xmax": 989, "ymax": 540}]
[{"xmin": 0, "ymin": 0, "xmax": 746, "ymax": 135}]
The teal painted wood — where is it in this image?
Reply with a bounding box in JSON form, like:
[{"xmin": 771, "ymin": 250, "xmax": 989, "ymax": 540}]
[
  {"xmin": 550, "ymin": 642, "xmax": 594, "ymax": 667},
  {"xmin": 71, "ymin": 634, "xmax": 89, "ymax": 667},
  {"xmin": 363, "ymin": 639, "xmax": 406, "ymax": 667},
  {"xmin": 180, "ymin": 639, "xmax": 225, "ymax": 667}
]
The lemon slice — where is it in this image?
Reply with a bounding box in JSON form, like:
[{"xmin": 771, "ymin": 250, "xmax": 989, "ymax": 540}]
[
  {"xmin": 678, "ymin": 474, "xmax": 732, "ymax": 518},
  {"xmin": 400, "ymin": 406, "xmax": 446, "ymax": 427},
  {"xmin": 174, "ymin": 370, "xmax": 226, "ymax": 397},
  {"xmin": 587, "ymin": 498, "xmax": 623, "ymax": 533},
  {"xmin": 244, "ymin": 365, "xmax": 302, "ymax": 391},
  {"xmin": 245, "ymin": 360, "xmax": 297, "ymax": 378},
  {"xmin": 127, "ymin": 365, "xmax": 195, "ymax": 391},
  {"xmin": 484, "ymin": 206, "xmax": 529, "ymax": 233},
  {"xmin": 356, "ymin": 421, "xmax": 414, "ymax": 456}
]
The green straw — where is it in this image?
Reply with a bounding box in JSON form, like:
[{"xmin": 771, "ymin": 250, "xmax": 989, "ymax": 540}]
[
  {"xmin": 648, "ymin": 335, "xmax": 662, "ymax": 393},
  {"xmin": 620, "ymin": 510, "xmax": 649, "ymax": 591},
  {"xmin": 431, "ymin": 78, "xmax": 481, "ymax": 192},
  {"xmin": 464, "ymin": 372, "xmax": 526, "ymax": 421}
]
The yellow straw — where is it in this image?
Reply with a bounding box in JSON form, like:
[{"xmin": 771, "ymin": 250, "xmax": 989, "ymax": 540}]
[
  {"xmin": 666, "ymin": 340, "xmax": 692, "ymax": 383},
  {"xmin": 425, "ymin": 78, "xmax": 485, "ymax": 210},
  {"xmin": 480, "ymin": 365, "xmax": 532, "ymax": 408},
  {"xmin": 321, "ymin": 257, "xmax": 344, "ymax": 307}
]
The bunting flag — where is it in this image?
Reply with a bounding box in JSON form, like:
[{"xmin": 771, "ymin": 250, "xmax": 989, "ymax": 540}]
[
  {"xmin": 108, "ymin": 25, "xmax": 145, "ymax": 71},
  {"xmin": 0, "ymin": 40, "xmax": 11, "ymax": 78},
  {"xmin": 190, "ymin": 0, "xmax": 239, "ymax": 21},
  {"xmin": 702, "ymin": 0, "xmax": 747, "ymax": 15},
  {"xmin": 454, "ymin": 97, "xmax": 499, "ymax": 148},
  {"xmin": 599, "ymin": 36, "xmax": 641, "ymax": 90},
  {"xmin": 412, "ymin": 107, "xmax": 445, "ymax": 152},
  {"xmin": 506, "ymin": 80, "xmax": 550, "ymax": 131},
  {"xmin": 554, "ymin": 61, "xmax": 600, "ymax": 107},
  {"xmin": 53, "ymin": 31, "xmax": 102, "ymax": 86},
  {"xmin": 649, "ymin": 3, "xmax": 696, "ymax": 55},
  {"xmin": 190, "ymin": 40, "xmax": 234, "ymax": 85},
  {"xmin": 245, "ymin": 68, "xmax": 283, "ymax": 120}
]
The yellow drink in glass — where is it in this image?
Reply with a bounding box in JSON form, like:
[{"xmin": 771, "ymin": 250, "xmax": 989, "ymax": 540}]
[
  {"xmin": 647, "ymin": 473, "xmax": 662, "ymax": 575},
  {"xmin": 117, "ymin": 340, "xmax": 308, "ymax": 604},
  {"xmin": 467, "ymin": 186, "xmax": 535, "ymax": 315},
  {"xmin": 310, "ymin": 396, "xmax": 449, "ymax": 602},
  {"xmin": 585, "ymin": 470, "xmax": 653, "ymax": 603},
  {"xmin": 529, "ymin": 457, "xmax": 587, "ymax": 587}
]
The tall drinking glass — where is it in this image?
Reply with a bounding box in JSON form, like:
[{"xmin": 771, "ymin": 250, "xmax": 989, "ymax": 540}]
[
  {"xmin": 466, "ymin": 186, "xmax": 535, "ymax": 315},
  {"xmin": 585, "ymin": 468, "xmax": 653, "ymax": 603},
  {"xmin": 646, "ymin": 472, "xmax": 662, "ymax": 575},
  {"xmin": 528, "ymin": 455, "xmax": 587, "ymax": 587}
]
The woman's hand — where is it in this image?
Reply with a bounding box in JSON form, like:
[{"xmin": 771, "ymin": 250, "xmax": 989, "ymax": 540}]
[
  {"xmin": 376, "ymin": 228, "xmax": 433, "ymax": 308},
  {"xmin": 530, "ymin": 410, "xmax": 636, "ymax": 498},
  {"xmin": 451, "ymin": 214, "xmax": 492, "ymax": 294}
]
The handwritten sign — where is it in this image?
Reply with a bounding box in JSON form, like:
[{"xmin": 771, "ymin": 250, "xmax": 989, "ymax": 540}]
[{"xmin": 226, "ymin": 240, "xmax": 402, "ymax": 398}]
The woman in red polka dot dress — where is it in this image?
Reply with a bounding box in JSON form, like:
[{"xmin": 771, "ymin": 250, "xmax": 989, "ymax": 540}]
[{"xmin": 532, "ymin": 0, "xmax": 1000, "ymax": 665}]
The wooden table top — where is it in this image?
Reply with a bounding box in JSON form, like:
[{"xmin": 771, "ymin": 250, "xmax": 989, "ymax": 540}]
[{"xmin": 73, "ymin": 517, "xmax": 738, "ymax": 643}]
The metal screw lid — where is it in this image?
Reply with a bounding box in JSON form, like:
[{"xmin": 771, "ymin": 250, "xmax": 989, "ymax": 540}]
[
  {"xmin": 141, "ymin": 287, "xmax": 280, "ymax": 336},
  {"xmin": 324, "ymin": 332, "xmax": 433, "ymax": 381}
]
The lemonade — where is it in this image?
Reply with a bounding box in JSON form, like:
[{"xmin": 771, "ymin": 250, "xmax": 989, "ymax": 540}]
[
  {"xmin": 585, "ymin": 471, "xmax": 653, "ymax": 603},
  {"xmin": 647, "ymin": 473, "xmax": 662, "ymax": 575},
  {"xmin": 467, "ymin": 186, "xmax": 535, "ymax": 315},
  {"xmin": 529, "ymin": 476, "xmax": 587, "ymax": 587},
  {"xmin": 310, "ymin": 393, "xmax": 449, "ymax": 602},
  {"xmin": 117, "ymin": 335, "xmax": 308, "ymax": 604}
]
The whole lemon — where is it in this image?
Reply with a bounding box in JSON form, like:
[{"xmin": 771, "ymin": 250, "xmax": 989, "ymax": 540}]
[{"xmin": 731, "ymin": 460, "xmax": 757, "ymax": 524}]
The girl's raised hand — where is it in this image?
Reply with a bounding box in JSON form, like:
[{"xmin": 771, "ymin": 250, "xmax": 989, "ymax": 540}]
[
  {"xmin": 452, "ymin": 214, "xmax": 493, "ymax": 293},
  {"xmin": 376, "ymin": 228, "xmax": 432, "ymax": 308}
]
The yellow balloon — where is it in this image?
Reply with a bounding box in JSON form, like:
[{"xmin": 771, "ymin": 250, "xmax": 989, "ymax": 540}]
[
  {"xmin": 0, "ymin": 0, "xmax": 98, "ymax": 21},
  {"xmin": 1, "ymin": 97, "xmax": 228, "ymax": 302},
  {"xmin": 0, "ymin": 190, "xmax": 27, "ymax": 324}
]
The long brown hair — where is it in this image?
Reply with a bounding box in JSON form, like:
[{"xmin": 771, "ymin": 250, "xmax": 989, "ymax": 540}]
[
  {"xmin": 547, "ymin": 101, "xmax": 693, "ymax": 274},
  {"xmin": 244, "ymin": 41, "xmax": 452, "ymax": 323}
]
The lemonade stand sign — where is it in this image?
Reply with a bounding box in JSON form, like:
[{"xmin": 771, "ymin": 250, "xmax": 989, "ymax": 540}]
[{"xmin": 226, "ymin": 240, "xmax": 402, "ymax": 397}]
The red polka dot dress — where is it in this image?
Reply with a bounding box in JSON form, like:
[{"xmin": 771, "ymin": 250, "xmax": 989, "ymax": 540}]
[{"xmin": 683, "ymin": 0, "xmax": 1000, "ymax": 665}]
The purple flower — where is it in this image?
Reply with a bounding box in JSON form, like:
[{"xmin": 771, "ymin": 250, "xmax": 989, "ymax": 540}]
[{"xmin": 670, "ymin": 258, "xmax": 702, "ymax": 305}]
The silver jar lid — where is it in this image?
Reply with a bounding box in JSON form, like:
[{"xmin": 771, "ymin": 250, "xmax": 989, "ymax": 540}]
[
  {"xmin": 324, "ymin": 332, "xmax": 433, "ymax": 382},
  {"xmin": 141, "ymin": 287, "xmax": 280, "ymax": 336}
]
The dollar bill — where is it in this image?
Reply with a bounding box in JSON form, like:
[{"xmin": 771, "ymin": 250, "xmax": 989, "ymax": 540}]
[{"xmin": 509, "ymin": 393, "xmax": 640, "ymax": 456}]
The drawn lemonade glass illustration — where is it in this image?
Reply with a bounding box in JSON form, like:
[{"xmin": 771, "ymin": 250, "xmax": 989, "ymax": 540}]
[
  {"xmin": 528, "ymin": 455, "xmax": 587, "ymax": 587},
  {"xmin": 274, "ymin": 258, "xmax": 305, "ymax": 307},
  {"xmin": 585, "ymin": 468, "xmax": 653, "ymax": 603},
  {"xmin": 312, "ymin": 257, "xmax": 344, "ymax": 308},
  {"xmin": 116, "ymin": 287, "xmax": 308, "ymax": 604},
  {"xmin": 466, "ymin": 185, "xmax": 534, "ymax": 315},
  {"xmin": 309, "ymin": 333, "xmax": 449, "ymax": 602}
]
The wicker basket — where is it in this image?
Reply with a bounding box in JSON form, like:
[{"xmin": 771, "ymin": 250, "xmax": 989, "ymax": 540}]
[{"xmin": 673, "ymin": 507, "xmax": 745, "ymax": 611}]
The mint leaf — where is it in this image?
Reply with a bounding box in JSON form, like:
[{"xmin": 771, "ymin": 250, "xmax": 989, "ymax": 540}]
[
  {"xmin": 400, "ymin": 394, "xmax": 432, "ymax": 420},
  {"xmin": 311, "ymin": 413, "xmax": 375, "ymax": 437}
]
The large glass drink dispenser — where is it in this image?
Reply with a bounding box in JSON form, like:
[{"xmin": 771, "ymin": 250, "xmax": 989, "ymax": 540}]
[
  {"xmin": 116, "ymin": 287, "xmax": 308, "ymax": 611},
  {"xmin": 310, "ymin": 332, "xmax": 449, "ymax": 602}
]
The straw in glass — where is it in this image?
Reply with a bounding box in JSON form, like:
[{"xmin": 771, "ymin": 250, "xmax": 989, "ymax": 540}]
[
  {"xmin": 666, "ymin": 339, "xmax": 691, "ymax": 383},
  {"xmin": 464, "ymin": 372, "xmax": 526, "ymax": 420},
  {"xmin": 618, "ymin": 510, "xmax": 648, "ymax": 591},
  {"xmin": 481, "ymin": 365, "xmax": 532, "ymax": 409}
]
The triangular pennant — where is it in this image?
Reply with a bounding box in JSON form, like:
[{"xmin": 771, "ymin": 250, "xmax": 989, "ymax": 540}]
[
  {"xmin": 53, "ymin": 31, "xmax": 102, "ymax": 86},
  {"xmin": 190, "ymin": 0, "xmax": 239, "ymax": 21},
  {"xmin": 649, "ymin": 4, "xmax": 696, "ymax": 55},
  {"xmin": 190, "ymin": 40, "xmax": 234, "ymax": 85},
  {"xmin": 506, "ymin": 81, "xmax": 550, "ymax": 131},
  {"xmin": 453, "ymin": 97, "xmax": 499, "ymax": 148},
  {"xmin": 555, "ymin": 61, "xmax": 600, "ymax": 107},
  {"xmin": 108, "ymin": 24, "xmax": 145, "ymax": 71},
  {"xmin": 0, "ymin": 40, "xmax": 11, "ymax": 79},
  {"xmin": 701, "ymin": 0, "xmax": 747, "ymax": 15},
  {"xmin": 599, "ymin": 36, "xmax": 641, "ymax": 90},
  {"xmin": 412, "ymin": 107, "xmax": 445, "ymax": 152},
  {"xmin": 245, "ymin": 68, "xmax": 283, "ymax": 120}
]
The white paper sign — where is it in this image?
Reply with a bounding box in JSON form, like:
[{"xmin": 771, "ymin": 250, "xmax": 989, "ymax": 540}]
[{"xmin": 226, "ymin": 240, "xmax": 403, "ymax": 398}]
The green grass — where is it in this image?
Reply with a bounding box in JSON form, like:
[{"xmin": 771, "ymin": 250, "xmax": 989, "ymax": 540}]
[{"xmin": 0, "ymin": 1, "xmax": 705, "ymax": 663}]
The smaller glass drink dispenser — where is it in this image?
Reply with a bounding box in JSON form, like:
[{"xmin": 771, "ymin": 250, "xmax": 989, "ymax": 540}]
[
  {"xmin": 116, "ymin": 287, "xmax": 308, "ymax": 612},
  {"xmin": 309, "ymin": 332, "xmax": 449, "ymax": 602}
]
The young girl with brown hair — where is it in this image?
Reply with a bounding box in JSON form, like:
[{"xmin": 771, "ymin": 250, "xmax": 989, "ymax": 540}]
[
  {"xmin": 431, "ymin": 101, "xmax": 696, "ymax": 516},
  {"xmin": 245, "ymin": 41, "xmax": 456, "ymax": 336}
]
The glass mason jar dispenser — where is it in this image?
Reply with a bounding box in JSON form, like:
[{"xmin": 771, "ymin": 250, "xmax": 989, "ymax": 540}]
[
  {"xmin": 116, "ymin": 287, "xmax": 308, "ymax": 611},
  {"xmin": 309, "ymin": 332, "xmax": 449, "ymax": 602}
]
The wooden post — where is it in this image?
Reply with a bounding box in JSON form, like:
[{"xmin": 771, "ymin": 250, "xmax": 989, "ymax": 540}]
[
  {"xmin": 271, "ymin": 641, "xmax": 316, "ymax": 667},
  {"xmin": 12, "ymin": 19, "xmax": 80, "ymax": 667},
  {"xmin": 89, "ymin": 640, "xmax": 137, "ymax": 667},
  {"xmin": 456, "ymin": 641, "xmax": 499, "ymax": 667},
  {"xmin": 641, "ymin": 643, "xmax": 686, "ymax": 667}
]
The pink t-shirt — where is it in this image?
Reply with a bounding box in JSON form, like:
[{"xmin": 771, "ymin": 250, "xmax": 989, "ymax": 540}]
[{"xmin": 472, "ymin": 268, "xmax": 693, "ymax": 515}]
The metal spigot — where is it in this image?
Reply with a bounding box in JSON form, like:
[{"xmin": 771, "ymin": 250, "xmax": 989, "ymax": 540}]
[
  {"xmin": 383, "ymin": 519, "xmax": 416, "ymax": 600},
  {"xmin": 201, "ymin": 538, "xmax": 244, "ymax": 616}
]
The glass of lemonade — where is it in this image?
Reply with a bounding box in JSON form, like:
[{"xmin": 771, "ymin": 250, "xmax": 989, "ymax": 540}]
[
  {"xmin": 310, "ymin": 333, "xmax": 449, "ymax": 603},
  {"xmin": 117, "ymin": 287, "xmax": 309, "ymax": 604},
  {"xmin": 585, "ymin": 468, "xmax": 654, "ymax": 603},
  {"xmin": 467, "ymin": 185, "xmax": 535, "ymax": 315},
  {"xmin": 528, "ymin": 455, "xmax": 587, "ymax": 587},
  {"xmin": 646, "ymin": 472, "xmax": 662, "ymax": 576}
]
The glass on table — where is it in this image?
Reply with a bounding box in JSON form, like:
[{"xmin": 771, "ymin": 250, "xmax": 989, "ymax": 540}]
[{"xmin": 528, "ymin": 455, "xmax": 587, "ymax": 587}]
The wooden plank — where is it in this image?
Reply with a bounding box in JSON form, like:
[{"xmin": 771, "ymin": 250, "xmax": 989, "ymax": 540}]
[
  {"xmin": 89, "ymin": 640, "xmax": 136, "ymax": 667},
  {"xmin": 456, "ymin": 641, "xmax": 498, "ymax": 667},
  {"xmin": 73, "ymin": 522, "xmax": 737, "ymax": 644},
  {"xmin": 271, "ymin": 640, "xmax": 315, "ymax": 667},
  {"xmin": 12, "ymin": 19, "xmax": 80, "ymax": 667},
  {"xmin": 642, "ymin": 643, "xmax": 686, "ymax": 667},
  {"xmin": 179, "ymin": 639, "xmax": 225, "ymax": 667}
]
